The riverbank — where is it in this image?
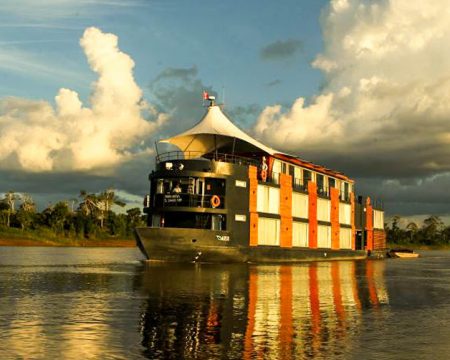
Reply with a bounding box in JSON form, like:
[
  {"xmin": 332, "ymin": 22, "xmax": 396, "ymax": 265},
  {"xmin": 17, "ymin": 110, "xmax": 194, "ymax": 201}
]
[{"xmin": 0, "ymin": 227, "xmax": 135, "ymax": 247}]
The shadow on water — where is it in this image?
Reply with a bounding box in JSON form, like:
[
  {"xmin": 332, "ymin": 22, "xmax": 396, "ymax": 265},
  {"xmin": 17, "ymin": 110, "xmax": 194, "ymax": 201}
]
[{"xmin": 137, "ymin": 260, "xmax": 389, "ymax": 359}]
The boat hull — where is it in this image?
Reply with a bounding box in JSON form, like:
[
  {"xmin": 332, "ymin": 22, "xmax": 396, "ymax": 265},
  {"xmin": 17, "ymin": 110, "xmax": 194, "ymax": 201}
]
[
  {"xmin": 135, "ymin": 227, "xmax": 367, "ymax": 263},
  {"xmin": 390, "ymin": 252, "xmax": 419, "ymax": 258}
]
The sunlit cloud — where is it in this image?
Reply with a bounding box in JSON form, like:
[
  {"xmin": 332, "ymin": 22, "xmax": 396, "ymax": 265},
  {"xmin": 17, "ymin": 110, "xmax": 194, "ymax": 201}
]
[
  {"xmin": 0, "ymin": 27, "xmax": 166, "ymax": 172},
  {"xmin": 253, "ymin": 0, "xmax": 450, "ymax": 180}
]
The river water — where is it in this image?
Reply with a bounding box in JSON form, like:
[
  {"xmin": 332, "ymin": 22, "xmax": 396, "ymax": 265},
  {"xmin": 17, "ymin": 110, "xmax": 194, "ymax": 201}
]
[{"xmin": 0, "ymin": 247, "xmax": 449, "ymax": 359}]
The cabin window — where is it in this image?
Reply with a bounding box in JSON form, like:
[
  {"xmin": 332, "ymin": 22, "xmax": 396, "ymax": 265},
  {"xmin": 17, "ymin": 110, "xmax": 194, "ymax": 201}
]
[
  {"xmin": 317, "ymin": 174, "xmax": 328, "ymax": 196},
  {"xmin": 257, "ymin": 217, "xmax": 280, "ymax": 246},
  {"xmin": 272, "ymin": 160, "xmax": 282, "ymax": 184},
  {"xmin": 212, "ymin": 215, "xmax": 225, "ymax": 230},
  {"xmin": 373, "ymin": 210, "xmax": 384, "ymax": 229},
  {"xmin": 289, "ymin": 165, "xmax": 295, "ymax": 179},
  {"xmin": 339, "ymin": 203, "xmax": 351, "ymax": 225},
  {"xmin": 162, "ymin": 212, "xmax": 226, "ymax": 230},
  {"xmin": 281, "ymin": 162, "xmax": 287, "ymax": 174},
  {"xmin": 156, "ymin": 180, "xmax": 164, "ymax": 194},
  {"xmin": 317, "ymin": 198, "xmax": 331, "ymax": 222},
  {"xmin": 292, "ymin": 221, "xmax": 309, "ymax": 247},
  {"xmin": 341, "ymin": 181, "xmax": 350, "ymax": 201},
  {"xmin": 303, "ymin": 170, "xmax": 312, "ymax": 183},
  {"xmin": 292, "ymin": 192, "xmax": 308, "ymax": 219},
  {"xmin": 257, "ymin": 185, "xmax": 280, "ymax": 214},
  {"xmin": 329, "ymin": 177, "xmax": 336, "ymax": 189},
  {"xmin": 340, "ymin": 228, "xmax": 352, "ymax": 249},
  {"xmin": 294, "ymin": 166, "xmax": 302, "ymax": 180},
  {"xmin": 317, "ymin": 225, "xmax": 331, "ymax": 248}
]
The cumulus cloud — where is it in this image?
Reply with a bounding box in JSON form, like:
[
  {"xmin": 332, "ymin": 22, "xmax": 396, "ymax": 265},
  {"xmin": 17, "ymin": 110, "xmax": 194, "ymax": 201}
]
[
  {"xmin": 0, "ymin": 27, "xmax": 166, "ymax": 172},
  {"xmin": 254, "ymin": 0, "xmax": 450, "ymax": 179}
]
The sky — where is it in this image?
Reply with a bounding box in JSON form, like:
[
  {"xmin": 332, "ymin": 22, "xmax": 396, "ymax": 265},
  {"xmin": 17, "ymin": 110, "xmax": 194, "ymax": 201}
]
[{"xmin": 1, "ymin": 0, "xmax": 450, "ymax": 224}]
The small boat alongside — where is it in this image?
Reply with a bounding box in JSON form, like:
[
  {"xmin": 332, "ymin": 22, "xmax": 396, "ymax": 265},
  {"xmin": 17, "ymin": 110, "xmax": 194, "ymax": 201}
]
[{"xmin": 388, "ymin": 248, "xmax": 420, "ymax": 258}]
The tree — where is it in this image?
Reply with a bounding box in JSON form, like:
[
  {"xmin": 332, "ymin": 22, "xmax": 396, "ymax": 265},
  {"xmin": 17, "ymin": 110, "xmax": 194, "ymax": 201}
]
[
  {"xmin": 3, "ymin": 191, "xmax": 21, "ymax": 227},
  {"xmin": 16, "ymin": 194, "xmax": 36, "ymax": 230},
  {"xmin": 0, "ymin": 201, "xmax": 9, "ymax": 226},
  {"xmin": 126, "ymin": 207, "xmax": 144, "ymax": 235},
  {"xmin": 97, "ymin": 189, "xmax": 125, "ymax": 228},
  {"xmin": 406, "ymin": 222, "xmax": 419, "ymax": 243},
  {"xmin": 48, "ymin": 202, "xmax": 70, "ymax": 234},
  {"xmin": 78, "ymin": 189, "xmax": 125, "ymax": 229},
  {"xmin": 421, "ymin": 215, "xmax": 444, "ymax": 245}
]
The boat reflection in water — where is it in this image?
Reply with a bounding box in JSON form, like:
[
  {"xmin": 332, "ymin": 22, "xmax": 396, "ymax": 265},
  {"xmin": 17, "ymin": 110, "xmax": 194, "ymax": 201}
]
[{"xmin": 138, "ymin": 260, "xmax": 388, "ymax": 359}]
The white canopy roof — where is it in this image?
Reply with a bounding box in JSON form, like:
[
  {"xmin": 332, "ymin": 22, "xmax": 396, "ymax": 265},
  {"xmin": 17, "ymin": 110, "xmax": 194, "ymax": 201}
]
[{"xmin": 160, "ymin": 105, "xmax": 278, "ymax": 156}]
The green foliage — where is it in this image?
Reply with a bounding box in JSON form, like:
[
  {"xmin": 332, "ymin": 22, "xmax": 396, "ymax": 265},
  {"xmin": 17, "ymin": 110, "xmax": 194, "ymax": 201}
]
[
  {"xmin": 0, "ymin": 189, "xmax": 140, "ymax": 241},
  {"xmin": 386, "ymin": 215, "xmax": 450, "ymax": 246}
]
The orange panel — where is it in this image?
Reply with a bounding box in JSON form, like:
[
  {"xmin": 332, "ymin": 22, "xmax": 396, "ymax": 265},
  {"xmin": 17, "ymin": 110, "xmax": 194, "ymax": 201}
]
[
  {"xmin": 249, "ymin": 178, "xmax": 258, "ymax": 213},
  {"xmin": 279, "ymin": 173, "xmax": 293, "ymax": 248},
  {"xmin": 365, "ymin": 197, "xmax": 374, "ymax": 251},
  {"xmin": 248, "ymin": 165, "xmax": 258, "ymax": 179},
  {"xmin": 249, "ymin": 213, "xmax": 258, "ymax": 247},
  {"xmin": 248, "ymin": 165, "xmax": 258, "ymax": 246},
  {"xmin": 351, "ymin": 192, "xmax": 356, "ymax": 250},
  {"xmin": 330, "ymin": 187, "xmax": 340, "ymax": 249},
  {"xmin": 308, "ymin": 181, "xmax": 318, "ymax": 249}
]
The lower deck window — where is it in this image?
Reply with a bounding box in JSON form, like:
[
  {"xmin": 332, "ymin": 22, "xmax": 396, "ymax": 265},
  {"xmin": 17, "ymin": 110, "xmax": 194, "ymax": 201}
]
[
  {"xmin": 156, "ymin": 212, "xmax": 226, "ymax": 230},
  {"xmin": 340, "ymin": 228, "xmax": 352, "ymax": 249},
  {"xmin": 292, "ymin": 222, "xmax": 309, "ymax": 247},
  {"xmin": 317, "ymin": 225, "xmax": 331, "ymax": 248},
  {"xmin": 257, "ymin": 217, "xmax": 280, "ymax": 246}
]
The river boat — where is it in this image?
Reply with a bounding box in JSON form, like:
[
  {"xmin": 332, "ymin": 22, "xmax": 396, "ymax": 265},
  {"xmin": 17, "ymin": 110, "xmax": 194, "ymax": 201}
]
[
  {"xmin": 135, "ymin": 95, "xmax": 386, "ymax": 262},
  {"xmin": 388, "ymin": 248, "xmax": 419, "ymax": 258}
]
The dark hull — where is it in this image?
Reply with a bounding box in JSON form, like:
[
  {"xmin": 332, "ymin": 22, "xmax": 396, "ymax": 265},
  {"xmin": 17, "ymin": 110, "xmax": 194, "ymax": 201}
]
[{"xmin": 135, "ymin": 227, "xmax": 367, "ymax": 263}]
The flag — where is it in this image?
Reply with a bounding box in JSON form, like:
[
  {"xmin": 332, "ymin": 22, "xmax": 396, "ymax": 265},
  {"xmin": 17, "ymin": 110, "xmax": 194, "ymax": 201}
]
[{"xmin": 203, "ymin": 90, "xmax": 209, "ymax": 100}]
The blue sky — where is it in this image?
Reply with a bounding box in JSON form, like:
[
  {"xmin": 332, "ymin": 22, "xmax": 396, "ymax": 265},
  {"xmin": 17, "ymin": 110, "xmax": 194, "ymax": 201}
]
[
  {"xmin": 0, "ymin": 0, "xmax": 326, "ymax": 106},
  {"xmin": 2, "ymin": 0, "xmax": 450, "ymax": 225}
]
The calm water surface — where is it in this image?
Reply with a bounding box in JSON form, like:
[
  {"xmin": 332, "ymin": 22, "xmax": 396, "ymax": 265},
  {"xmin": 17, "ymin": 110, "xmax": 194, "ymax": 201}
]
[{"xmin": 0, "ymin": 247, "xmax": 449, "ymax": 359}]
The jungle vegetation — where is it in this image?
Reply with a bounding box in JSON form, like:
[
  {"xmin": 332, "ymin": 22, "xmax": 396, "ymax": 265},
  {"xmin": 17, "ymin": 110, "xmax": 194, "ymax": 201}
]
[
  {"xmin": 0, "ymin": 189, "xmax": 145, "ymax": 241},
  {"xmin": 385, "ymin": 215, "xmax": 450, "ymax": 247}
]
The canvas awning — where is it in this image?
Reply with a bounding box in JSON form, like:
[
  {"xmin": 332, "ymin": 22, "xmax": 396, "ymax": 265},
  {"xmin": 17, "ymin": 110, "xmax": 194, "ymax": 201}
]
[{"xmin": 159, "ymin": 105, "xmax": 278, "ymax": 157}]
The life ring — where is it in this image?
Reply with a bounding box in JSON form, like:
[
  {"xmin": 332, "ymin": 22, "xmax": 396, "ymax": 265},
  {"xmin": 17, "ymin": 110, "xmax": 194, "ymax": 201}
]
[
  {"xmin": 260, "ymin": 169, "xmax": 267, "ymax": 182},
  {"xmin": 211, "ymin": 195, "xmax": 221, "ymax": 208}
]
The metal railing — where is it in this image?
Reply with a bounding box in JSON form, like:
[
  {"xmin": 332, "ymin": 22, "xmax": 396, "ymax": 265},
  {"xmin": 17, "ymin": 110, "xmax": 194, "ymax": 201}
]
[
  {"xmin": 292, "ymin": 177, "xmax": 308, "ymax": 192},
  {"xmin": 317, "ymin": 186, "xmax": 330, "ymax": 198},
  {"xmin": 156, "ymin": 151, "xmax": 260, "ymax": 167},
  {"xmin": 154, "ymin": 193, "xmax": 225, "ymax": 209}
]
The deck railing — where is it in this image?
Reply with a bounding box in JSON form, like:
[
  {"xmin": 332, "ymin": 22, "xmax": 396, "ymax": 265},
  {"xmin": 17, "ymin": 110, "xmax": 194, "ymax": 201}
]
[{"xmin": 156, "ymin": 151, "xmax": 260, "ymax": 167}]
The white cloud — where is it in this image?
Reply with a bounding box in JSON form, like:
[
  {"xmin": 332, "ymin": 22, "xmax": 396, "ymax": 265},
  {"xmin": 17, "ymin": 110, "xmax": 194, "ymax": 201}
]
[
  {"xmin": 253, "ymin": 0, "xmax": 450, "ymax": 178},
  {"xmin": 0, "ymin": 27, "xmax": 166, "ymax": 172}
]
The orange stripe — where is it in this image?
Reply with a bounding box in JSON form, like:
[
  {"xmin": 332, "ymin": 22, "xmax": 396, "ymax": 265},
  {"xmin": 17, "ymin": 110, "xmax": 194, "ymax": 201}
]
[
  {"xmin": 280, "ymin": 173, "xmax": 293, "ymax": 248},
  {"xmin": 308, "ymin": 181, "xmax": 318, "ymax": 249},
  {"xmin": 249, "ymin": 166, "xmax": 258, "ymax": 246},
  {"xmin": 279, "ymin": 266, "xmax": 293, "ymax": 357},
  {"xmin": 309, "ymin": 264, "xmax": 321, "ymax": 352},
  {"xmin": 350, "ymin": 192, "xmax": 356, "ymax": 250},
  {"xmin": 366, "ymin": 261, "xmax": 379, "ymax": 307},
  {"xmin": 330, "ymin": 187, "xmax": 340, "ymax": 249},
  {"xmin": 365, "ymin": 197, "xmax": 374, "ymax": 251},
  {"xmin": 331, "ymin": 262, "xmax": 345, "ymax": 322}
]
